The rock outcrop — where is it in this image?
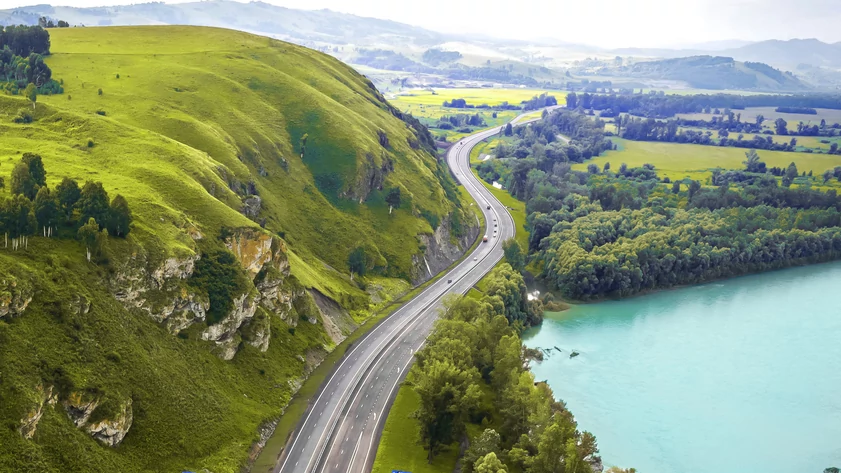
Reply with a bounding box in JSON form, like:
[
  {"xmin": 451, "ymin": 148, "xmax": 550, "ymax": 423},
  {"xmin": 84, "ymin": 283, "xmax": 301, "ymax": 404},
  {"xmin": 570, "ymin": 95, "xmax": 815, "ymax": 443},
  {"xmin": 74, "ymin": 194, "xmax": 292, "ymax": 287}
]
[
  {"xmin": 411, "ymin": 212, "xmax": 480, "ymax": 285},
  {"xmin": 85, "ymin": 399, "xmax": 134, "ymax": 447},
  {"xmin": 19, "ymin": 384, "xmax": 57, "ymax": 439},
  {"xmin": 63, "ymin": 392, "xmax": 100, "ymax": 428},
  {"xmin": 0, "ymin": 274, "xmax": 33, "ymax": 319}
]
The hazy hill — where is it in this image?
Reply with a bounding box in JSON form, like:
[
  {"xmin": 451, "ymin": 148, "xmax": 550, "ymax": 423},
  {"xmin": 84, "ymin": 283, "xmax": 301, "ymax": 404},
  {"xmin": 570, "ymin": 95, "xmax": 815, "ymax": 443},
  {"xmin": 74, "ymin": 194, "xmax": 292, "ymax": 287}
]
[
  {"xmin": 719, "ymin": 38, "xmax": 841, "ymax": 69},
  {"xmin": 622, "ymin": 55, "xmax": 808, "ymax": 91},
  {"xmin": 0, "ymin": 1, "xmax": 444, "ymax": 46},
  {"xmin": 0, "ymin": 25, "xmax": 475, "ymax": 472}
]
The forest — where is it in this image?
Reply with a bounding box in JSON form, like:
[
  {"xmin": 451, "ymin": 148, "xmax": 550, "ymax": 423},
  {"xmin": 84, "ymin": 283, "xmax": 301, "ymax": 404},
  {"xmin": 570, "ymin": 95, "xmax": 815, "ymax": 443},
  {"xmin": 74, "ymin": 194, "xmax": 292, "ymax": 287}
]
[
  {"xmin": 407, "ymin": 264, "xmax": 605, "ymax": 473},
  {"xmin": 0, "ymin": 153, "xmax": 132, "ymax": 260},
  {"xmin": 475, "ymin": 109, "xmax": 841, "ymax": 300},
  {"xmin": 1, "ymin": 25, "xmax": 62, "ymax": 95}
]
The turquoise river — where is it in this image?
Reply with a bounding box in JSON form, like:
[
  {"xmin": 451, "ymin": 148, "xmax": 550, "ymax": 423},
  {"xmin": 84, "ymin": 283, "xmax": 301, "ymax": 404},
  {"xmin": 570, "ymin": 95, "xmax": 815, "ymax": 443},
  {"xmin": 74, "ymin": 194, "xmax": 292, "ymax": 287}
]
[{"xmin": 524, "ymin": 262, "xmax": 841, "ymax": 473}]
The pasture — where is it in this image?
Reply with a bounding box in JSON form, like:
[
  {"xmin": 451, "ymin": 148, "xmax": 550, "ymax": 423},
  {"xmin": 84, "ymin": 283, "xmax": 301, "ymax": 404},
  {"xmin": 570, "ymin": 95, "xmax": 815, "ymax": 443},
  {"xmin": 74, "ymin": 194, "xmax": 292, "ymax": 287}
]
[
  {"xmin": 574, "ymin": 138, "xmax": 841, "ymax": 183},
  {"xmin": 677, "ymin": 106, "xmax": 841, "ymax": 133}
]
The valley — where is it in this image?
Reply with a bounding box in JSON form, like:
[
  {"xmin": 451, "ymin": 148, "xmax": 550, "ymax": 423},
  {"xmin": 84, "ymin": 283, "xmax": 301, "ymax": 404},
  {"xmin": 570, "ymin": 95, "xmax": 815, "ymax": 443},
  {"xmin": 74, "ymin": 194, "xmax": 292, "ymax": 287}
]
[{"xmin": 1, "ymin": 3, "xmax": 841, "ymax": 473}]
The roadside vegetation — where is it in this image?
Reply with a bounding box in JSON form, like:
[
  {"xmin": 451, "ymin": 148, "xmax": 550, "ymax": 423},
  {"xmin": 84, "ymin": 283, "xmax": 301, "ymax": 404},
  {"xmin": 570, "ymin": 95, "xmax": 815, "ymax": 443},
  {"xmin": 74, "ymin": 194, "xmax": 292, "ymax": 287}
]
[{"xmin": 375, "ymin": 264, "xmax": 607, "ymax": 473}]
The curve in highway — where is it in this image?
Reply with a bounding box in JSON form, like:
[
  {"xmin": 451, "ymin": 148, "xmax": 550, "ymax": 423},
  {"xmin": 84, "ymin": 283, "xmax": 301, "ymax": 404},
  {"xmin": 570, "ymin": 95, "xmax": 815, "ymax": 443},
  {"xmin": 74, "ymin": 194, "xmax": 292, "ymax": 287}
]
[{"xmin": 273, "ymin": 110, "xmax": 549, "ymax": 473}]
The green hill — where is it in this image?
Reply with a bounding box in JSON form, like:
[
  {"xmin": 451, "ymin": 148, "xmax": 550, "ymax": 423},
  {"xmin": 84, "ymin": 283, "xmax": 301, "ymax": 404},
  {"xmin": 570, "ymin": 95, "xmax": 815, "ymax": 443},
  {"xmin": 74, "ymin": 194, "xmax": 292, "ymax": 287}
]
[{"xmin": 0, "ymin": 25, "xmax": 475, "ymax": 472}]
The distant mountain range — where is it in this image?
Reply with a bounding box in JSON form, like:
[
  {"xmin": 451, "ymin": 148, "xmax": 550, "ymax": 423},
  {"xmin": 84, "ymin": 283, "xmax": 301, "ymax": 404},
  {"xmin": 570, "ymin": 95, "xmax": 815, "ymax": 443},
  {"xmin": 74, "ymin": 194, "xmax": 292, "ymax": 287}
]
[
  {"xmin": 2, "ymin": 1, "xmax": 839, "ymax": 91},
  {"xmin": 0, "ymin": 1, "xmax": 446, "ymax": 47},
  {"xmin": 615, "ymin": 39, "xmax": 841, "ymax": 71}
]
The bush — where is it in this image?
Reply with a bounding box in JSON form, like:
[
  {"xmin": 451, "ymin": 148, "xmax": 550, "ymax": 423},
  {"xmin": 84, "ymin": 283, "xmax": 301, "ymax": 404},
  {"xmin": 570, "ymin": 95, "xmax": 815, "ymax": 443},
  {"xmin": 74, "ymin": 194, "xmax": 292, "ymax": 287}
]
[
  {"xmin": 95, "ymin": 110, "xmax": 106, "ymax": 116},
  {"xmin": 86, "ymin": 138, "xmax": 95, "ymax": 148},
  {"xmin": 188, "ymin": 249, "xmax": 248, "ymax": 325},
  {"xmin": 98, "ymin": 88, "xmax": 103, "ymax": 96},
  {"xmin": 13, "ymin": 110, "xmax": 33, "ymax": 124},
  {"xmin": 115, "ymin": 74, "xmax": 120, "ymax": 79}
]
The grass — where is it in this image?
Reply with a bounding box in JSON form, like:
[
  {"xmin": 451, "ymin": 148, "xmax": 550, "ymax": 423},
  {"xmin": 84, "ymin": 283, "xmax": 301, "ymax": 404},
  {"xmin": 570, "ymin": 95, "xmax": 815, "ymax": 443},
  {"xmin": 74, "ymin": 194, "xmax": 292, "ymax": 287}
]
[
  {"xmin": 575, "ymin": 138, "xmax": 841, "ymax": 183},
  {"xmin": 371, "ymin": 380, "xmax": 461, "ymax": 473},
  {"xmin": 391, "ymin": 88, "xmax": 563, "ymax": 141},
  {"xmin": 0, "ymin": 25, "xmax": 476, "ymax": 473}
]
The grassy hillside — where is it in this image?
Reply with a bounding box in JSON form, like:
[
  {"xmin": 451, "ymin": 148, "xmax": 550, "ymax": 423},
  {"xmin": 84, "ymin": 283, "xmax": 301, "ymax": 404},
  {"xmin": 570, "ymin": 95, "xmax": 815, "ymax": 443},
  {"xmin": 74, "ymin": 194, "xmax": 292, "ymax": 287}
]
[
  {"xmin": 624, "ymin": 56, "xmax": 807, "ymax": 91},
  {"xmin": 0, "ymin": 25, "xmax": 472, "ymax": 472}
]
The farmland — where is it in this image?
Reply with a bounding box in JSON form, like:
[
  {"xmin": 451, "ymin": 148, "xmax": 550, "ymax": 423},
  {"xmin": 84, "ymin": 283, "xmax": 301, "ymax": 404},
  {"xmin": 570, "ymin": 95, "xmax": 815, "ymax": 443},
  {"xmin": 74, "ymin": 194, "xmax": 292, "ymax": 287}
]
[
  {"xmin": 677, "ymin": 106, "xmax": 841, "ymax": 133},
  {"xmin": 573, "ymin": 138, "xmax": 841, "ymax": 183},
  {"xmin": 391, "ymin": 88, "xmax": 563, "ymax": 140}
]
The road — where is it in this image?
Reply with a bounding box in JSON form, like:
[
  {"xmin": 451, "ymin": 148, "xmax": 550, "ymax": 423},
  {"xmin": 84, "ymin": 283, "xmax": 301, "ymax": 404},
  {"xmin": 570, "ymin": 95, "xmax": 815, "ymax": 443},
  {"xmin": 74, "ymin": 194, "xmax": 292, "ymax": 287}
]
[{"xmin": 273, "ymin": 110, "xmax": 550, "ymax": 473}]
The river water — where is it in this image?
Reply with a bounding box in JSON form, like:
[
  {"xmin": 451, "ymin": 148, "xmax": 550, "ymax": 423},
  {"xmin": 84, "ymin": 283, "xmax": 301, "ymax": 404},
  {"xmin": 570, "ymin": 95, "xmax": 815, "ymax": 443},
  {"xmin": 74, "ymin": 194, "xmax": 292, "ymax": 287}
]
[{"xmin": 523, "ymin": 262, "xmax": 841, "ymax": 473}]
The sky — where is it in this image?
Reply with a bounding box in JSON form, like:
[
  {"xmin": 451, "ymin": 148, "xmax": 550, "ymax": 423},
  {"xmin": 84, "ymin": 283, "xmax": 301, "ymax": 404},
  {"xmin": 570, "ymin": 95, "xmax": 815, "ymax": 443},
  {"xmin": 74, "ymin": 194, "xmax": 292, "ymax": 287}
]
[{"xmin": 3, "ymin": 0, "xmax": 841, "ymax": 48}]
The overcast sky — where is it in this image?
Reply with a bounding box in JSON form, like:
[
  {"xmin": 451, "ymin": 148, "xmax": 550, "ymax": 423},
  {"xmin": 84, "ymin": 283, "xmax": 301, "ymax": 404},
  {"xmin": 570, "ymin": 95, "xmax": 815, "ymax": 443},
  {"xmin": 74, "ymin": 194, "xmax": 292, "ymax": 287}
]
[{"xmin": 4, "ymin": 0, "xmax": 841, "ymax": 48}]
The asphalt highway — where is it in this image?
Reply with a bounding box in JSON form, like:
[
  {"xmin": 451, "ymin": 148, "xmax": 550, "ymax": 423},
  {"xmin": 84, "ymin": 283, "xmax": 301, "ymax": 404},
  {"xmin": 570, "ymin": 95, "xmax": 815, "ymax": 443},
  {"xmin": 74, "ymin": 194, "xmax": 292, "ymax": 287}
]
[{"xmin": 274, "ymin": 109, "xmax": 552, "ymax": 473}]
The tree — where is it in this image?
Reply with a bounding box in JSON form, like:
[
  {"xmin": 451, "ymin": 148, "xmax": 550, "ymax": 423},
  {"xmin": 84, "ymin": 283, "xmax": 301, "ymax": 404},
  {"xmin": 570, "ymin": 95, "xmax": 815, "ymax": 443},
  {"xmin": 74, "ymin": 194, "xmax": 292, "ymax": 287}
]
[
  {"xmin": 502, "ymin": 238, "xmax": 525, "ymax": 271},
  {"xmin": 619, "ymin": 163, "xmax": 628, "ymax": 175},
  {"xmin": 463, "ymin": 429, "xmax": 502, "ymax": 473},
  {"xmin": 77, "ymin": 181, "xmax": 110, "ymax": 228},
  {"xmin": 688, "ymin": 180, "xmax": 701, "ymax": 199},
  {"xmin": 824, "ymin": 170, "xmax": 833, "ymax": 183},
  {"xmin": 783, "ymin": 162, "xmax": 798, "ymax": 187},
  {"xmin": 743, "ymin": 149, "xmax": 765, "ymax": 173},
  {"xmin": 77, "ymin": 217, "xmax": 100, "ymax": 261},
  {"xmin": 774, "ymin": 118, "xmax": 788, "ymax": 135},
  {"xmin": 474, "ymin": 452, "xmax": 507, "ymax": 473},
  {"xmin": 603, "ymin": 162, "xmax": 610, "ymax": 172},
  {"xmin": 107, "ymin": 194, "xmax": 132, "ymax": 237},
  {"xmin": 348, "ymin": 246, "xmax": 366, "ymax": 278},
  {"xmin": 34, "ymin": 186, "xmax": 58, "ymax": 236},
  {"xmin": 504, "ymin": 123, "xmax": 513, "ymax": 136},
  {"xmin": 587, "ymin": 164, "xmax": 599, "ymax": 174},
  {"xmin": 755, "ymin": 114, "xmax": 764, "ymax": 127},
  {"xmin": 671, "ymin": 181, "xmax": 681, "ymax": 194},
  {"xmin": 55, "ymin": 177, "xmax": 80, "ymax": 220},
  {"xmin": 10, "ymin": 153, "xmax": 46, "ymax": 200},
  {"xmin": 24, "ymin": 82, "xmax": 36, "ymax": 110},
  {"xmin": 385, "ymin": 187, "xmax": 401, "ymax": 214},
  {"xmin": 412, "ymin": 357, "xmax": 481, "ymax": 462}
]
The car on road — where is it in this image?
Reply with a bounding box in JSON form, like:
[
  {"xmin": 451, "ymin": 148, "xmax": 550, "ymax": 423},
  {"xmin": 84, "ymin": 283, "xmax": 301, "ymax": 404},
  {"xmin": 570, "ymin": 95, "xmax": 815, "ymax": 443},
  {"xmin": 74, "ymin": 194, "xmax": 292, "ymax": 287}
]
[
  {"xmin": 447, "ymin": 279, "xmax": 452, "ymax": 284},
  {"xmin": 486, "ymin": 205, "xmax": 491, "ymax": 210},
  {"xmin": 482, "ymin": 235, "xmax": 488, "ymax": 242}
]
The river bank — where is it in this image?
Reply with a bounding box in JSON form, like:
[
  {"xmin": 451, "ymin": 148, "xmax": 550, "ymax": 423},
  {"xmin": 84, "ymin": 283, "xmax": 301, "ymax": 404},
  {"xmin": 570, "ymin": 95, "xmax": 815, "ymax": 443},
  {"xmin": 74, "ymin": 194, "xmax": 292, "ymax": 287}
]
[{"xmin": 524, "ymin": 261, "xmax": 841, "ymax": 473}]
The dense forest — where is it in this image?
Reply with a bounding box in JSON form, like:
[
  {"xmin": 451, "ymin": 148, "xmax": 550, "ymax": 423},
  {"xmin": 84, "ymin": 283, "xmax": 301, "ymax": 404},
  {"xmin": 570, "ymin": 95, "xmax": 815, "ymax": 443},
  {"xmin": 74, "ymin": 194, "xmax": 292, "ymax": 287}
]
[
  {"xmin": 474, "ymin": 109, "xmax": 841, "ymax": 300},
  {"xmin": 408, "ymin": 264, "xmax": 608, "ymax": 472},
  {"xmin": 0, "ymin": 25, "xmax": 62, "ymax": 95}
]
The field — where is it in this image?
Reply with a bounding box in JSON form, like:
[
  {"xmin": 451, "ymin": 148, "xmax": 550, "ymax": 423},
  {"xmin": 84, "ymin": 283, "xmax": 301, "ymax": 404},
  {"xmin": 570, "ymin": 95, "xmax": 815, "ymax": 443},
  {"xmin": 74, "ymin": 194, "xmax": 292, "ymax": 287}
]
[
  {"xmin": 391, "ymin": 88, "xmax": 564, "ymax": 141},
  {"xmin": 0, "ymin": 25, "xmax": 475, "ymax": 473},
  {"xmin": 677, "ymin": 106, "xmax": 841, "ymax": 133},
  {"xmin": 574, "ymin": 138, "xmax": 841, "ymax": 183}
]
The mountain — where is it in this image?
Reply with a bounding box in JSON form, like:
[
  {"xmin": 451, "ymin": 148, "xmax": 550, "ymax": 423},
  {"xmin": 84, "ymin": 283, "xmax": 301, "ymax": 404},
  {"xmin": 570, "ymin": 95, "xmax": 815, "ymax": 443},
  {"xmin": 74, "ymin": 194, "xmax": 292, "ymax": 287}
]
[
  {"xmin": 0, "ymin": 1, "xmax": 445, "ymax": 47},
  {"xmin": 718, "ymin": 38, "xmax": 841, "ymax": 69},
  {"xmin": 621, "ymin": 55, "xmax": 808, "ymax": 91},
  {"xmin": 0, "ymin": 25, "xmax": 477, "ymax": 472}
]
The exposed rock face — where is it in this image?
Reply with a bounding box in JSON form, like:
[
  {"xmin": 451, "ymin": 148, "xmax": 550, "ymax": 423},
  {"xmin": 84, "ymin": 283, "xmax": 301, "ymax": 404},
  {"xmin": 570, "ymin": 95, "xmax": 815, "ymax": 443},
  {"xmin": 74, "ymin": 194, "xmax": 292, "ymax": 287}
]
[
  {"xmin": 19, "ymin": 384, "xmax": 57, "ymax": 439},
  {"xmin": 86, "ymin": 399, "xmax": 134, "ymax": 447},
  {"xmin": 586, "ymin": 455, "xmax": 604, "ymax": 473},
  {"xmin": 241, "ymin": 195, "xmax": 262, "ymax": 219},
  {"xmin": 112, "ymin": 251, "xmax": 208, "ymax": 333},
  {"xmin": 309, "ymin": 289, "xmax": 356, "ymax": 345},
  {"xmin": 344, "ymin": 152, "xmax": 393, "ymax": 203},
  {"xmin": 0, "ymin": 275, "xmax": 33, "ymax": 319},
  {"xmin": 63, "ymin": 392, "xmax": 100, "ymax": 428},
  {"xmin": 202, "ymin": 291, "xmax": 259, "ymax": 360},
  {"xmin": 412, "ymin": 213, "xmax": 480, "ymax": 285}
]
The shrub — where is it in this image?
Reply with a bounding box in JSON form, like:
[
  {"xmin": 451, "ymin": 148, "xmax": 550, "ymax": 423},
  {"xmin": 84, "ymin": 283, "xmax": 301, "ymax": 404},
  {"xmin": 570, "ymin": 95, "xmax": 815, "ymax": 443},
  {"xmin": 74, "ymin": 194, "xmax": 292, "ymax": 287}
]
[
  {"xmin": 97, "ymin": 88, "xmax": 103, "ymax": 96},
  {"xmin": 95, "ymin": 110, "xmax": 106, "ymax": 116},
  {"xmin": 115, "ymin": 74, "xmax": 120, "ymax": 79},
  {"xmin": 67, "ymin": 94, "xmax": 71, "ymax": 100},
  {"xmin": 13, "ymin": 110, "xmax": 33, "ymax": 124},
  {"xmin": 188, "ymin": 249, "xmax": 248, "ymax": 325},
  {"xmin": 86, "ymin": 138, "xmax": 95, "ymax": 148}
]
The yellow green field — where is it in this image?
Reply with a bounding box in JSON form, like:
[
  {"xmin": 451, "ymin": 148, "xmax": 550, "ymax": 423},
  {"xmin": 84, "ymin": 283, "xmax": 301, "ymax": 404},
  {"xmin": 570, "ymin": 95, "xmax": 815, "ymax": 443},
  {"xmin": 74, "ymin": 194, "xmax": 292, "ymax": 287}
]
[
  {"xmin": 575, "ymin": 139, "xmax": 841, "ymax": 183},
  {"xmin": 392, "ymin": 87, "xmax": 564, "ymax": 107}
]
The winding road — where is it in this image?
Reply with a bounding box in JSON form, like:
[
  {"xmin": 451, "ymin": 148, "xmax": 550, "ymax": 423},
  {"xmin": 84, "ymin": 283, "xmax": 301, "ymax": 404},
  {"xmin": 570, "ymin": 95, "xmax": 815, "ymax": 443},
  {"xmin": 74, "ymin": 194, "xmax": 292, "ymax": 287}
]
[{"xmin": 273, "ymin": 110, "xmax": 551, "ymax": 473}]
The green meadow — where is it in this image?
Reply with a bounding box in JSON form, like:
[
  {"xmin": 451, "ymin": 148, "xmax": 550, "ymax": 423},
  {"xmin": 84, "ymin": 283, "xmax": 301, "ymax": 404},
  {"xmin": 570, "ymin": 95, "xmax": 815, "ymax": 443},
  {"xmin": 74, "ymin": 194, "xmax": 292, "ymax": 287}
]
[
  {"xmin": 574, "ymin": 138, "xmax": 841, "ymax": 183},
  {"xmin": 0, "ymin": 25, "xmax": 474, "ymax": 472}
]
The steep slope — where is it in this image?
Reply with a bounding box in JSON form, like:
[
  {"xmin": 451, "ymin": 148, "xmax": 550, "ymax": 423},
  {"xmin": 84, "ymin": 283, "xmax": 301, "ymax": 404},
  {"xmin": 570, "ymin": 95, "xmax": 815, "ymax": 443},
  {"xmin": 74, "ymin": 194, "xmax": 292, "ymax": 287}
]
[{"xmin": 0, "ymin": 25, "xmax": 475, "ymax": 473}]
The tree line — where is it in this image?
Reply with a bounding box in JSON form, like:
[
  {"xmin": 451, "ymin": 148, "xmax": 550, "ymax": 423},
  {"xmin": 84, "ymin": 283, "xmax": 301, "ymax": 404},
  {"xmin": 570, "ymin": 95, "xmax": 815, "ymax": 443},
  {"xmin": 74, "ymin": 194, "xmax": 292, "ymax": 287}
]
[
  {"xmin": 1, "ymin": 26, "xmax": 61, "ymax": 96},
  {"xmin": 568, "ymin": 91, "xmax": 841, "ymax": 119},
  {"xmin": 408, "ymin": 264, "xmax": 603, "ymax": 472},
  {"xmin": 0, "ymin": 25, "xmax": 50, "ymax": 57},
  {"xmin": 0, "ymin": 153, "xmax": 132, "ymax": 260}
]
